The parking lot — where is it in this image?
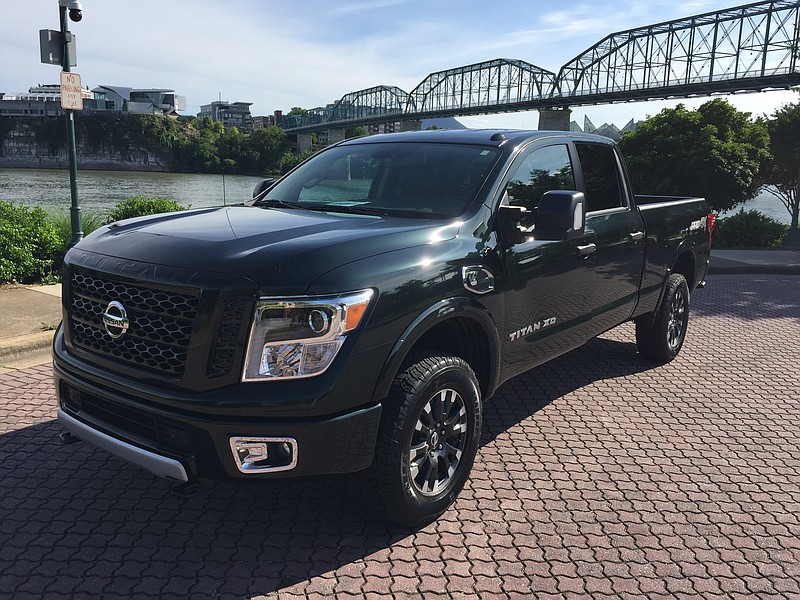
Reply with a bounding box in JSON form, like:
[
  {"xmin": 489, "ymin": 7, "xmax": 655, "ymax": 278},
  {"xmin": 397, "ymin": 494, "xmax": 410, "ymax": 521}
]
[{"xmin": 1, "ymin": 274, "xmax": 799, "ymax": 599}]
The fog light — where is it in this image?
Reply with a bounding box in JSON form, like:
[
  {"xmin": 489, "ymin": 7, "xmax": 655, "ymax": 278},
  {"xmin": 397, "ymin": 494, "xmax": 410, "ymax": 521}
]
[
  {"xmin": 260, "ymin": 344, "xmax": 303, "ymax": 377},
  {"xmin": 278, "ymin": 442, "xmax": 292, "ymax": 459},
  {"xmin": 229, "ymin": 437, "xmax": 298, "ymax": 473},
  {"xmin": 303, "ymin": 341, "xmax": 341, "ymax": 375}
]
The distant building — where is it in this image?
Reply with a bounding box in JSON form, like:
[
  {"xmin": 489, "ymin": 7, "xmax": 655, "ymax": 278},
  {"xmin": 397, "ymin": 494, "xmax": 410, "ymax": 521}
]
[
  {"xmin": 368, "ymin": 123, "xmax": 396, "ymax": 135},
  {"xmin": 0, "ymin": 83, "xmax": 94, "ymax": 117},
  {"xmin": 0, "ymin": 83, "xmax": 185, "ymax": 118},
  {"xmin": 198, "ymin": 101, "xmax": 254, "ymax": 133},
  {"xmin": 92, "ymin": 86, "xmax": 186, "ymax": 115},
  {"xmin": 252, "ymin": 110, "xmax": 284, "ymax": 130},
  {"xmin": 570, "ymin": 116, "xmax": 639, "ymax": 140}
]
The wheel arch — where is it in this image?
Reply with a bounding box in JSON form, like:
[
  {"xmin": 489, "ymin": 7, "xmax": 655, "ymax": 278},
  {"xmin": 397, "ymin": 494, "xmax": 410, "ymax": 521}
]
[
  {"xmin": 372, "ymin": 298, "xmax": 501, "ymax": 404},
  {"xmin": 671, "ymin": 245, "xmax": 698, "ymax": 291},
  {"xmin": 648, "ymin": 243, "xmax": 697, "ymax": 318}
]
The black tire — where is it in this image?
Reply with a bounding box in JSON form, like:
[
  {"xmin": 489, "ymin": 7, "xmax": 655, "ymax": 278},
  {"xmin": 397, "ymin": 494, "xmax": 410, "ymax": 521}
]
[
  {"xmin": 372, "ymin": 352, "xmax": 482, "ymax": 527},
  {"xmin": 636, "ymin": 273, "xmax": 690, "ymax": 363}
]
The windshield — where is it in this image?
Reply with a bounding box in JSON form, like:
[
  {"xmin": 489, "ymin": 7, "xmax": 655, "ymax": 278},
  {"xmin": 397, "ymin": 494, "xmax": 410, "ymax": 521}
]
[{"xmin": 256, "ymin": 142, "xmax": 501, "ymax": 218}]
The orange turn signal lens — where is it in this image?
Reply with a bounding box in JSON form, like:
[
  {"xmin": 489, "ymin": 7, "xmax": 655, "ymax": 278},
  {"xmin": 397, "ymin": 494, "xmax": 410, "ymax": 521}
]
[{"xmin": 344, "ymin": 299, "xmax": 370, "ymax": 332}]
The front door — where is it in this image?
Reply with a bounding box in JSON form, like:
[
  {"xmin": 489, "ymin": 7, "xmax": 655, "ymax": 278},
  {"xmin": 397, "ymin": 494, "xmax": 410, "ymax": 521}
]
[{"xmin": 499, "ymin": 143, "xmax": 595, "ymax": 378}]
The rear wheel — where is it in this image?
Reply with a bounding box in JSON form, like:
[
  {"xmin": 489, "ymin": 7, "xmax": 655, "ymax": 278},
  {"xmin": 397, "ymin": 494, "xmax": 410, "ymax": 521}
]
[
  {"xmin": 636, "ymin": 273, "xmax": 690, "ymax": 363},
  {"xmin": 372, "ymin": 352, "xmax": 481, "ymax": 527}
]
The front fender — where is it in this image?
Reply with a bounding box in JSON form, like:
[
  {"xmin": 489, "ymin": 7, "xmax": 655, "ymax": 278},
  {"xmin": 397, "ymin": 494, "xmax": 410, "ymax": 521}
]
[{"xmin": 371, "ymin": 297, "xmax": 501, "ymax": 404}]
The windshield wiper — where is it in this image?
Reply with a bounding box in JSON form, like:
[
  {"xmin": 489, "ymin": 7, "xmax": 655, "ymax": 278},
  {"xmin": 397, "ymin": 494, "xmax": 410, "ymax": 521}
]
[
  {"xmin": 302, "ymin": 203, "xmax": 391, "ymax": 217},
  {"xmin": 252, "ymin": 198, "xmax": 303, "ymax": 209}
]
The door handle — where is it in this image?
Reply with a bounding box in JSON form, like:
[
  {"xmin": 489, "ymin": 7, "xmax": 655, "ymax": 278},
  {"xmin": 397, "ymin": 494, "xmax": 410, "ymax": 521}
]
[
  {"xmin": 577, "ymin": 243, "xmax": 597, "ymax": 257},
  {"xmin": 629, "ymin": 231, "xmax": 645, "ymax": 242}
]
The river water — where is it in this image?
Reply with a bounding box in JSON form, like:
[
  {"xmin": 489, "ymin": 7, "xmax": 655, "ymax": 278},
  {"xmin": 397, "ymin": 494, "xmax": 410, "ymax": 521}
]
[
  {"xmin": 0, "ymin": 168, "xmax": 265, "ymax": 217},
  {"xmin": 0, "ymin": 167, "xmax": 792, "ymax": 223}
]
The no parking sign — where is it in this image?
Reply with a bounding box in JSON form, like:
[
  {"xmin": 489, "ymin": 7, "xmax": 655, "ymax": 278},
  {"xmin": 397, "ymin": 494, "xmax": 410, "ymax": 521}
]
[{"xmin": 59, "ymin": 71, "xmax": 83, "ymax": 110}]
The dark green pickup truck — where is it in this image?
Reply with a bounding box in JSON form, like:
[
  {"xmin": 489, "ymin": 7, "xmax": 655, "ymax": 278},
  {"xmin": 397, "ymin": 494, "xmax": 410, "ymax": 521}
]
[{"xmin": 54, "ymin": 130, "xmax": 713, "ymax": 525}]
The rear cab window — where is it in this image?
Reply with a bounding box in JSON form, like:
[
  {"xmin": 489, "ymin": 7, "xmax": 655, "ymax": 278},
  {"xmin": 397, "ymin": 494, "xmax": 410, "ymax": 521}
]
[{"xmin": 574, "ymin": 143, "xmax": 628, "ymax": 213}]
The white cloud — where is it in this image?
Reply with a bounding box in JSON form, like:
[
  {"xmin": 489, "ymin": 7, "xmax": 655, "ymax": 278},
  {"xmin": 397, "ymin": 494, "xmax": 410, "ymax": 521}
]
[{"xmin": 333, "ymin": 0, "xmax": 415, "ymax": 14}]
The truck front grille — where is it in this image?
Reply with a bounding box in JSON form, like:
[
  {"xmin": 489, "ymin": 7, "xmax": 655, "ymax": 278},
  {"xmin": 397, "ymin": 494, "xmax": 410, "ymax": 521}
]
[{"xmin": 69, "ymin": 272, "xmax": 199, "ymax": 377}]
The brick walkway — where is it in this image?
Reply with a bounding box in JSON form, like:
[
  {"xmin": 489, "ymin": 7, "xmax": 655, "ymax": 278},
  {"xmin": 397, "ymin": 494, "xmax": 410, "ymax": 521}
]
[{"xmin": 1, "ymin": 275, "xmax": 799, "ymax": 599}]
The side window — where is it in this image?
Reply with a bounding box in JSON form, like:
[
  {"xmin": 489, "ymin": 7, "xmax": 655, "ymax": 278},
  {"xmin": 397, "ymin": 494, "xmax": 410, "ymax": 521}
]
[
  {"xmin": 574, "ymin": 143, "xmax": 625, "ymax": 212},
  {"xmin": 504, "ymin": 145, "xmax": 575, "ymax": 211}
]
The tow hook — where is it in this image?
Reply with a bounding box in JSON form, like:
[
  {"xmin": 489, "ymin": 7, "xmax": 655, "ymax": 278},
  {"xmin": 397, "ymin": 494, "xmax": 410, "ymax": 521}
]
[
  {"xmin": 59, "ymin": 431, "xmax": 81, "ymax": 445},
  {"xmin": 170, "ymin": 480, "xmax": 199, "ymax": 498}
]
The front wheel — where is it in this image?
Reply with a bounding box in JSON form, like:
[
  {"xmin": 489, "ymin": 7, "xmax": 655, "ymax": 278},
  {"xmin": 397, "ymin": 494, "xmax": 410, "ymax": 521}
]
[
  {"xmin": 635, "ymin": 273, "xmax": 690, "ymax": 363},
  {"xmin": 372, "ymin": 353, "xmax": 482, "ymax": 527}
]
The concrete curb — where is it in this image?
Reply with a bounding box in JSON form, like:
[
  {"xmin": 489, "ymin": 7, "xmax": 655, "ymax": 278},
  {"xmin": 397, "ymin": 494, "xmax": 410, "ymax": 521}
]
[
  {"xmin": 0, "ymin": 330, "xmax": 55, "ymax": 361},
  {"xmin": 708, "ymin": 264, "xmax": 800, "ymax": 275}
]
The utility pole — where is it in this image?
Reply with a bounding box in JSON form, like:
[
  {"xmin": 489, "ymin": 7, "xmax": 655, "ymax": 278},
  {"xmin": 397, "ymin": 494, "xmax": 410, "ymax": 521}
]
[{"xmin": 59, "ymin": 0, "xmax": 83, "ymax": 246}]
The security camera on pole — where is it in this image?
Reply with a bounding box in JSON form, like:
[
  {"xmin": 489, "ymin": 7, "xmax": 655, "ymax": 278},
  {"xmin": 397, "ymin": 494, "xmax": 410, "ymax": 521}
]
[{"xmin": 40, "ymin": 1, "xmax": 84, "ymax": 246}]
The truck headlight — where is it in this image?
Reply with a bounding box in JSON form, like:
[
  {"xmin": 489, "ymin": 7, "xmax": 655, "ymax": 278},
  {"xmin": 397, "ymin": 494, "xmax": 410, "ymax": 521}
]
[{"xmin": 243, "ymin": 289, "xmax": 373, "ymax": 381}]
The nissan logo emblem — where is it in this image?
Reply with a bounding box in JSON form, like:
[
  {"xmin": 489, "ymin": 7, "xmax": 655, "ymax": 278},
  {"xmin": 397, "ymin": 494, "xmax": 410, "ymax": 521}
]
[{"xmin": 102, "ymin": 301, "xmax": 129, "ymax": 339}]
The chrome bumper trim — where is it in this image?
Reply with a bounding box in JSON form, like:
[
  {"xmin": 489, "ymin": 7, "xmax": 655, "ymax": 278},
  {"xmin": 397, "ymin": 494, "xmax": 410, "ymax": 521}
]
[{"xmin": 57, "ymin": 409, "xmax": 189, "ymax": 482}]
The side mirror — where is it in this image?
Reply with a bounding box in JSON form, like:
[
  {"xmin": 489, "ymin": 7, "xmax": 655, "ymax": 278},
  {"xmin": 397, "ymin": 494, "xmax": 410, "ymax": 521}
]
[
  {"xmin": 534, "ymin": 191, "xmax": 586, "ymax": 241},
  {"xmin": 252, "ymin": 177, "xmax": 277, "ymax": 201}
]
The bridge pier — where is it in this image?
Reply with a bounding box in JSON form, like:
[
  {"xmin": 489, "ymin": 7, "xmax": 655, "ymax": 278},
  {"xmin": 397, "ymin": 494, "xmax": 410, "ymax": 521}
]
[
  {"xmin": 538, "ymin": 108, "xmax": 572, "ymax": 131},
  {"xmin": 327, "ymin": 129, "xmax": 346, "ymax": 145},
  {"xmin": 296, "ymin": 133, "xmax": 313, "ymax": 153}
]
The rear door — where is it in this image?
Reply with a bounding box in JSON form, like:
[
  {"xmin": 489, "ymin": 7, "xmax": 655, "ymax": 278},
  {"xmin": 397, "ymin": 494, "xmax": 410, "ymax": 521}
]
[{"xmin": 573, "ymin": 142, "xmax": 646, "ymax": 333}]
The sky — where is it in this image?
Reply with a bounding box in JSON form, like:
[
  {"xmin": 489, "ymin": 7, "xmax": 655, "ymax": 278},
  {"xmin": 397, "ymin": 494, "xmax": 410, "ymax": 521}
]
[{"xmin": 1, "ymin": 0, "xmax": 798, "ymax": 129}]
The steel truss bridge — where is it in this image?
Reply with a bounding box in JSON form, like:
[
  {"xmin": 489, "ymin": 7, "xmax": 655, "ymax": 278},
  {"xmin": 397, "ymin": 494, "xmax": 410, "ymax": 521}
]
[{"xmin": 281, "ymin": 0, "xmax": 800, "ymax": 133}]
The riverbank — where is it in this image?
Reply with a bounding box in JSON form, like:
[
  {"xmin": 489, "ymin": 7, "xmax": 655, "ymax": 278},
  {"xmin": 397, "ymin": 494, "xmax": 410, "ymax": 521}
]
[{"xmin": 0, "ymin": 156, "xmax": 171, "ymax": 172}]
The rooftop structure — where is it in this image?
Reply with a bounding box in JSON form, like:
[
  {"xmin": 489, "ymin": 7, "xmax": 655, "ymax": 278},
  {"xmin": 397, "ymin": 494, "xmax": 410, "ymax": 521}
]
[{"xmin": 93, "ymin": 86, "xmax": 186, "ymax": 115}]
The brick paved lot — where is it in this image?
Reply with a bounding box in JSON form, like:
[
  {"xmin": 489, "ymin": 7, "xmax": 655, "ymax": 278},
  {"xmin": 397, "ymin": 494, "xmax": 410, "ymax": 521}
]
[{"xmin": 1, "ymin": 274, "xmax": 799, "ymax": 599}]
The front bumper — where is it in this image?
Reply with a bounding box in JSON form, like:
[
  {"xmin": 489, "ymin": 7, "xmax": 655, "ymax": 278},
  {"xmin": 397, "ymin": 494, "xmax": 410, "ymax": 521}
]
[
  {"xmin": 54, "ymin": 359, "xmax": 383, "ymax": 482},
  {"xmin": 58, "ymin": 408, "xmax": 190, "ymax": 482}
]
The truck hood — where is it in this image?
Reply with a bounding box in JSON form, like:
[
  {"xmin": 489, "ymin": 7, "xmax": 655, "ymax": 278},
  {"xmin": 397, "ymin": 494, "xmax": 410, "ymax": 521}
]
[{"xmin": 71, "ymin": 206, "xmax": 460, "ymax": 290}]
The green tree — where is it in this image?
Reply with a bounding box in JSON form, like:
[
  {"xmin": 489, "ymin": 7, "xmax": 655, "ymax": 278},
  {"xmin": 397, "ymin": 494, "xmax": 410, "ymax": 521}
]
[
  {"xmin": 181, "ymin": 117, "xmax": 224, "ymax": 172},
  {"xmin": 248, "ymin": 127, "xmax": 288, "ymax": 174},
  {"xmin": 618, "ymin": 99, "xmax": 770, "ymax": 212},
  {"xmin": 218, "ymin": 126, "xmax": 248, "ymax": 173},
  {"xmin": 345, "ymin": 126, "xmax": 366, "ymax": 139},
  {"xmin": 761, "ymin": 98, "xmax": 800, "ymax": 246}
]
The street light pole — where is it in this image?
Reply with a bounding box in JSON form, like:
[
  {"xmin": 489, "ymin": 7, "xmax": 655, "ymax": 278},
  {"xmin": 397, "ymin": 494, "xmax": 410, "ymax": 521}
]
[{"xmin": 59, "ymin": 0, "xmax": 83, "ymax": 246}]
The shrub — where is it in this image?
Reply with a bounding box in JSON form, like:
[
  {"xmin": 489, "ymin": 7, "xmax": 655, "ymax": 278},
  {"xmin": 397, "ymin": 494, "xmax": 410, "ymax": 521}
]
[
  {"xmin": 46, "ymin": 210, "xmax": 106, "ymax": 275},
  {"xmin": 48, "ymin": 210, "xmax": 105, "ymax": 248},
  {"xmin": 713, "ymin": 209, "xmax": 789, "ymax": 248},
  {"xmin": 0, "ymin": 201, "xmax": 62, "ymax": 283},
  {"xmin": 106, "ymin": 196, "xmax": 187, "ymax": 224}
]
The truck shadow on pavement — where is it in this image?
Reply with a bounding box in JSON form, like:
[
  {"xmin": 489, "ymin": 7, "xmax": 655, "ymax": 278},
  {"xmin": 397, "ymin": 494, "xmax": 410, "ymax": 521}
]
[
  {"xmin": 0, "ymin": 334, "xmax": 654, "ymax": 598},
  {"xmin": 479, "ymin": 333, "xmax": 655, "ymax": 446}
]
